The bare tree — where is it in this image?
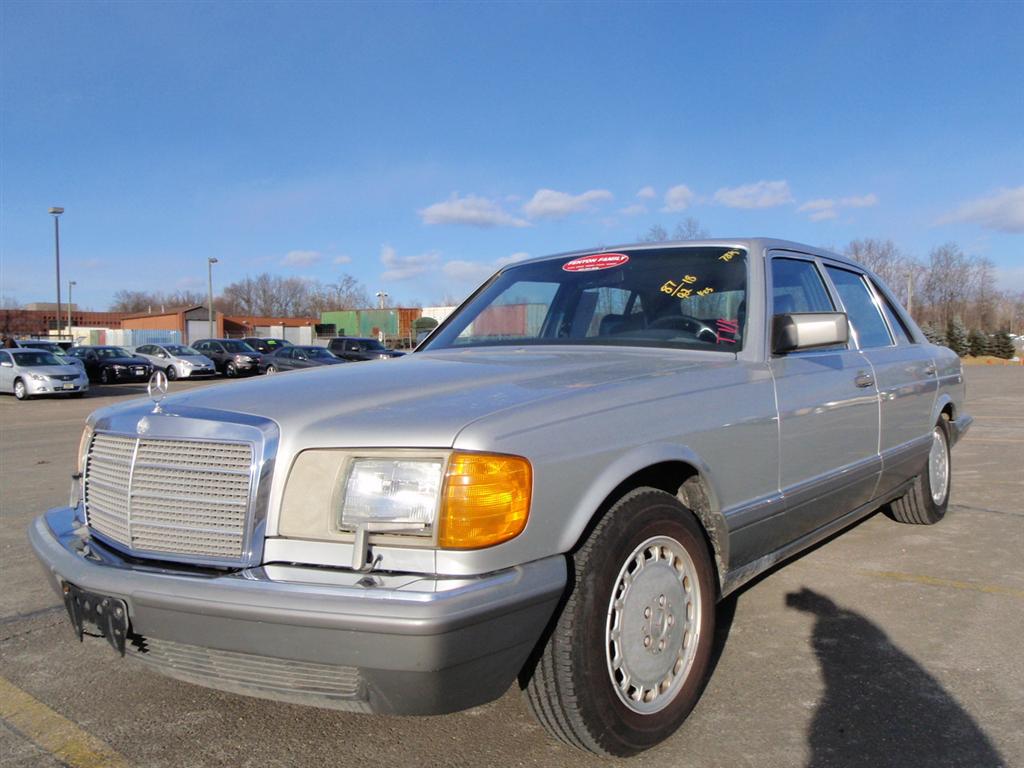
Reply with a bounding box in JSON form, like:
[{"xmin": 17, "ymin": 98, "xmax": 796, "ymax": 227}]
[
  {"xmin": 672, "ymin": 217, "xmax": 710, "ymax": 241},
  {"xmin": 640, "ymin": 218, "xmax": 709, "ymax": 243}
]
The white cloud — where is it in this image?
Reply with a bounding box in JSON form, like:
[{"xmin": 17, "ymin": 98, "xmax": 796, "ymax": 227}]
[
  {"xmin": 420, "ymin": 194, "xmax": 528, "ymax": 228},
  {"xmin": 282, "ymin": 249, "xmax": 321, "ymax": 266},
  {"xmin": 441, "ymin": 252, "xmax": 528, "ymax": 283},
  {"xmin": 798, "ymin": 193, "xmax": 878, "ymax": 222},
  {"xmin": 332, "ymin": 255, "xmax": 352, "ymax": 265},
  {"xmin": 662, "ymin": 184, "xmax": 696, "ymax": 212},
  {"xmin": 380, "ymin": 245, "xmax": 441, "ymax": 281},
  {"xmin": 713, "ymin": 180, "xmax": 793, "ymax": 209},
  {"xmin": 939, "ymin": 187, "xmax": 1024, "ymax": 233},
  {"xmin": 636, "ymin": 186, "xmax": 656, "ymax": 200},
  {"xmin": 840, "ymin": 193, "xmax": 879, "ymax": 208},
  {"xmin": 522, "ymin": 188, "xmax": 613, "ymax": 220},
  {"xmin": 619, "ymin": 203, "xmax": 648, "ymax": 216}
]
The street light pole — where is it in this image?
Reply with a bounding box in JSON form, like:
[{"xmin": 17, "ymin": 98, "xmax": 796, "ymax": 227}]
[
  {"xmin": 375, "ymin": 291, "xmax": 389, "ymax": 309},
  {"xmin": 207, "ymin": 257, "xmax": 219, "ymax": 339},
  {"xmin": 67, "ymin": 280, "xmax": 76, "ymax": 336},
  {"xmin": 49, "ymin": 207, "xmax": 64, "ymax": 338}
]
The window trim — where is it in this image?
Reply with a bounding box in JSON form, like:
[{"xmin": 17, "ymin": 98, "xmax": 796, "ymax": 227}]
[{"xmin": 819, "ymin": 261, "xmax": 895, "ymax": 350}]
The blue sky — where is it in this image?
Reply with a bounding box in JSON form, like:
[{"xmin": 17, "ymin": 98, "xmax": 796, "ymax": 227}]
[{"xmin": 2, "ymin": 1, "xmax": 1022, "ymax": 310}]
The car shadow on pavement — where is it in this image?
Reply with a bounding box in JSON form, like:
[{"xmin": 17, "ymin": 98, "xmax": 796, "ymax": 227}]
[{"xmin": 786, "ymin": 588, "xmax": 1004, "ymax": 768}]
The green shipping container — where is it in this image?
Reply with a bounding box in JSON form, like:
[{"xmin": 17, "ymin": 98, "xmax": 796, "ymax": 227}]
[{"xmin": 320, "ymin": 311, "xmax": 358, "ymax": 337}]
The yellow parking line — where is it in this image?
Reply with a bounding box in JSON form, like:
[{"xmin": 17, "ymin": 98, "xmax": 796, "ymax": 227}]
[
  {"xmin": 0, "ymin": 675, "xmax": 130, "ymax": 768},
  {"xmin": 862, "ymin": 570, "xmax": 1024, "ymax": 599}
]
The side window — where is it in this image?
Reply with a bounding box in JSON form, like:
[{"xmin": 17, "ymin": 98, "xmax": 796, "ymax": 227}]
[
  {"xmin": 212, "ymin": 343, "xmax": 224, "ymax": 353},
  {"xmin": 0, "ymin": 351, "xmax": 11, "ymax": 364},
  {"xmin": 346, "ymin": 341, "xmax": 359, "ymax": 352},
  {"xmin": 771, "ymin": 258, "xmax": 835, "ymax": 314},
  {"xmin": 140, "ymin": 345, "xmax": 153, "ymax": 355},
  {"xmin": 824, "ymin": 266, "xmax": 893, "ymax": 349}
]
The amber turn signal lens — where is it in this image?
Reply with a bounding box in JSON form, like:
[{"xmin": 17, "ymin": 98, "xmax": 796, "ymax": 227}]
[{"xmin": 438, "ymin": 452, "xmax": 532, "ymax": 549}]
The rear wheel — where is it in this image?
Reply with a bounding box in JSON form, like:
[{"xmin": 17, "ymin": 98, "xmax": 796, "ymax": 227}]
[
  {"xmin": 165, "ymin": 365, "xmax": 178, "ymax": 381},
  {"xmin": 99, "ymin": 367, "xmax": 112, "ymax": 384},
  {"xmin": 13, "ymin": 378, "xmax": 28, "ymax": 400},
  {"xmin": 225, "ymin": 362, "xmax": 238, "ymax": 378},
  {"xmin": 265, "ymin": 365, "xmax": 277, "ymax": 374},
  {"xmin": 889, "ymin": 419, "xmax": 951, "ymax": 525},
  {"xmin": 523, "ymin": 488, "xmax": 716, "ymax": 756}
]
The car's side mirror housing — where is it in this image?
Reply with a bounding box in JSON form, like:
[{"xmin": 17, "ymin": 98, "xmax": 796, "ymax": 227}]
[{"xmin": 772, "ymin": 312, "xmax": 849, "ymax": 354}]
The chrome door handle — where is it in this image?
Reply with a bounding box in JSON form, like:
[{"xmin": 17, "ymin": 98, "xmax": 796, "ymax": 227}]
[
  {"xmin": 854, "ymin": 372, "xmax": 875, "ymax": 388},
  {"xmin": 924, "ymin": 364, "xmax": 937, "ymax": 375}
]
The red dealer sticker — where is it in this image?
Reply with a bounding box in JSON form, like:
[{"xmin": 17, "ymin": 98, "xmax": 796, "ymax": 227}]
[{"xmin": 562, "ymin": 252, "xmax": 630, "ymax": 272}]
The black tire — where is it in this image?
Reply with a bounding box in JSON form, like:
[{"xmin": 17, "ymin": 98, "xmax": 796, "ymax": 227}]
[
  {"xmin": 165, "ymin": 365, "xmax": 178, "ymax": 381},
  {"xmin": 99, "ymin": 367, "xmax": 112, "ymax": 385},
  {"xmin": 13, "ymin": 378, "xmax": 28, "ymax": 401},
  {"xmin": 889, "ymin": 419, "xmax": 951, "ymax": 525},
  {"xmin": 225, "ymin": 362, "xmax": 237, "ymax": 378},
  {"xmin": 523, "ymin": 487, "xmax": 716, "ymax": 756}
]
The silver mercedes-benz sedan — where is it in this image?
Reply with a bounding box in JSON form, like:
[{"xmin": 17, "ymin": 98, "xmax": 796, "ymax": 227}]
[{"xmin": 30, "ymin": 239, "xmax": 971, "ymax": 755}]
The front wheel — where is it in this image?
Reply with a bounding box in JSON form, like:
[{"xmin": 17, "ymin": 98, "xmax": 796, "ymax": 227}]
[
  {"xmin": 889, "ymin": 419, "xmax": 951, "ymax": 525},
  {"xmin": 523, "ymin": 488, "xmax": 716, "ymax": 756},
  {"xmin": 13, "ymin": 378, "xmax": 29, "ymax": 400},
  {"xmin": 165, "ymin": 365, "xmax": 178, "ymax": 381}
]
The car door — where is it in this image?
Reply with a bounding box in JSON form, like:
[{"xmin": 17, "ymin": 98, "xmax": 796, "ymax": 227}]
[
  {"xmin": 292, "ymin": 349, "xmax": 311, "ymax": 369},
  {"xmin": 275, "ymin": 348, "xmax": 294, "ymax": 370},
  {"xmin": 0, "ymin": 351, "xmax": 13, "ymax": 391},
  {"xmin": 768, "ymin": 253, "xmax": 881, "ymax": 545},
  {"xmin": 822, "ymin": 264, "xmax": 938, "ymax": 498}
]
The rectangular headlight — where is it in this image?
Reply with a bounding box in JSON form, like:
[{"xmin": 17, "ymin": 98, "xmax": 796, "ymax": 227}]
[{"xmin": 339, "ymin": 458, "xmax": 444, "ymax": 534}]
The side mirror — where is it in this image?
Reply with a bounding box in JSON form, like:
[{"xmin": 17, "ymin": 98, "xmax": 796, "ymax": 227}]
[{"xmin": 772, "ymin": 312, "xmax": 849, "ymax": 354}]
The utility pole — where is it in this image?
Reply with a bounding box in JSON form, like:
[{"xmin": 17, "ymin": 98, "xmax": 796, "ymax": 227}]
[
  {"xmin": 207, "ymin": 257, "xmax": 219, "ymax": 339},
  {"xmin": 49, "ymin": 207, "xmax": 64, "ymax": 337},
  {"xmin": 67, "ymin": 280, "xmax": 76, "ymax": 336}
]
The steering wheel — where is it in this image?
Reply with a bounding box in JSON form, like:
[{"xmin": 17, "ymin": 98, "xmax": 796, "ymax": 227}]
[{"xmin": 647, "ymin": 313, "xmax": 718, "ymax": 343}]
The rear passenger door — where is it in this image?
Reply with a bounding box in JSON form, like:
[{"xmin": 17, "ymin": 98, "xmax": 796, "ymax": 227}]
[
  {"xmin": 821, "ymin": 264, "xmax": 937, "ymax": 497},
  {"xmin": 768, "ymin": 254, "xmax": 881, "ymax": 546}
]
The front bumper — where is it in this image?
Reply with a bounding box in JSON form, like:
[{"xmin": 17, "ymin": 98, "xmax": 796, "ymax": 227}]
[
  {"xmin": 26, "ymin": 378, "xmax": 88, "ymax": 395},
  {"xmin": 29, "ymin": 507, "xmax": 566, "ymax": 715},
  {"xmin": 178, "ymin": 365, "xmax": 216, "ymax": 378}
]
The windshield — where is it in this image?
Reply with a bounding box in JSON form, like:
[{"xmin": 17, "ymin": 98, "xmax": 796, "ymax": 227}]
[
  {"xmin": 223, "ymin": 341, "xmax": 257, "ymax": 353},
  {"xmin": 425, "ymin": 247, "xmax": 748, "ymax": 352},
  {"xmin": 13, "ymin": 351, "xmax": 62, "ymax": 366},
  {"xmin": 165, "ymin": 345, "xmax": 199, "ymax": 356},
  {"xmin": 362, "ymin": 340, "xmax": 385, "ymax": 351},
  {"xmin": 95, "ymin": 347, "xmax": 135, "ymax": 359}
]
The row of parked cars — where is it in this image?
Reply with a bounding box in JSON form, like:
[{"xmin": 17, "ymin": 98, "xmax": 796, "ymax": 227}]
[{"xmin": 0, "ymin": 336, "xmax": 404, "ymax": 401}]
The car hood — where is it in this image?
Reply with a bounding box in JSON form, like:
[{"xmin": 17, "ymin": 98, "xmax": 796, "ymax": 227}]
[
  {"xmin": 18, "ymin": 364, "xmax": 85, "ymax": 377},
  {"xmin": 91, "ymin": 347, "xmax": 735, "ymax": 449}
]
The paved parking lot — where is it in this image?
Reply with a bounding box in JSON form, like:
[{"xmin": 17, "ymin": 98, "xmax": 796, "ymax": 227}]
[{"xmin": 1, "ymin": 368, "xmax": 1021, "ymax": 767}]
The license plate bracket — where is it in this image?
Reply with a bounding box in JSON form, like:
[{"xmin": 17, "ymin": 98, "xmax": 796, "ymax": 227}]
[{"xmin": 61, "ymin": 582, "xmax": 130, "ymax": 656}]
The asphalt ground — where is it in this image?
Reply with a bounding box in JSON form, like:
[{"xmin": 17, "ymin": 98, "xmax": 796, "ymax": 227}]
[{"xmin": 1, "ymin": 368, "xmax": 1021, "ymax": 768}]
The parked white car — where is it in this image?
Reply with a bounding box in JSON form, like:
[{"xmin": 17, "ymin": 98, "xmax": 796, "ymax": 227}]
[
  {"xmin": 0, "ymin": 348, "xmax": 89, "ymax": 400},
  {"xmin": 134, "ymin": 344, "xmax": 217, "ymax": 380}
]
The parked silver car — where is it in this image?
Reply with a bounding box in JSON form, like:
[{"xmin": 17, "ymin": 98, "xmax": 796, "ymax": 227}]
[
  {"xmin": 0, "ymin": 348, "xmax": 89, "ymax": 399},
  {"xmin": 133, "ymin": 343, "xmax": 216, "ymax": 380},
  {"xmin": 17, "ymin": 340, "xmax": 87, "ymax": 371},
  {"xmin": 30, "ymin": 239, "xmax": 971, "ymax": 755}
]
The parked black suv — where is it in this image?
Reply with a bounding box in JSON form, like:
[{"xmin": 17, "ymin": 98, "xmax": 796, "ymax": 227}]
[
  {"xmin": 191, "ymin": 339, "xmax": 263, "ymax": 377},
  {"xmin": 242, "ymin": 337, "xmax": 293, "ymax": 354},
  {"xmin": 66, "ymin": 346, "xmax": 153, "ymax": 384},
  {"xmin": 326, "ymin": 336, "xmax": 405, "ymax": 362}
]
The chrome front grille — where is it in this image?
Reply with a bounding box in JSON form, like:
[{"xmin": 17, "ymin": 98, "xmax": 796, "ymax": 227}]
[{"xmin": 84, "ymin": 432, "xmax": 255, "ymax": 563}]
